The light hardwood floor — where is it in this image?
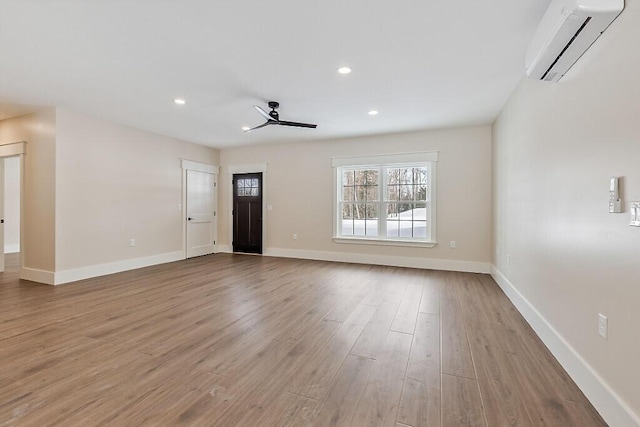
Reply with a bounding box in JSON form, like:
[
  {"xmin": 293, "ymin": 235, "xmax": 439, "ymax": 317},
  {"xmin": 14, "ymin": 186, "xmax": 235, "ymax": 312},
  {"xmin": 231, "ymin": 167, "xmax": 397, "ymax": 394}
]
[{"xmin": 0, "ymin": 253, "xmax": 606, "ymax": 426}]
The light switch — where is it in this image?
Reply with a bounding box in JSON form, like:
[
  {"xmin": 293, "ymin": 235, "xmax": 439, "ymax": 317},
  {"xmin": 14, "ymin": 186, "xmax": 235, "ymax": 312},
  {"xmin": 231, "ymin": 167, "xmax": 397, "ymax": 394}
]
[{"xmin": 630, "ymin": 202, "xmax": 640, "ymax": 227}]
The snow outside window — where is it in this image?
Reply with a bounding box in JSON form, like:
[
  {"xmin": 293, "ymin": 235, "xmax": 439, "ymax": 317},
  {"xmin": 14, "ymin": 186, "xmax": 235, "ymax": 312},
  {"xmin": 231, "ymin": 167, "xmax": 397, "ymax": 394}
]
[{"xmin": 332, "ymin": 153, "xmax": 437, "ymax": 247}]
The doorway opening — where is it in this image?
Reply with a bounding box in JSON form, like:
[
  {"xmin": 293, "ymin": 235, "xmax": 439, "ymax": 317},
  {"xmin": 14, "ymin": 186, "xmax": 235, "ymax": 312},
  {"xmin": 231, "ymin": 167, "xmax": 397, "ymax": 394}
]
[
  {"xmin": 233, "ymin": 172, "xmax": 263, "ymax": 254},
  {"xmin": 182, "ymin": 160, "xmax": 218, "ymax": 259},
  {"xmin": 0, "ymin": 154, "xmax": 22, "ymax": 274}
]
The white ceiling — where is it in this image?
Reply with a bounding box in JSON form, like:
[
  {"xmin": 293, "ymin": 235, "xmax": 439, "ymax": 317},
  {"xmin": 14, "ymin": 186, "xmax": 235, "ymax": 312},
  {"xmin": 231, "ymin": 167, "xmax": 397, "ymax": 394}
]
[{"xmin": 0, "ymin": 0, "xmax": 551, "ymax": 148}]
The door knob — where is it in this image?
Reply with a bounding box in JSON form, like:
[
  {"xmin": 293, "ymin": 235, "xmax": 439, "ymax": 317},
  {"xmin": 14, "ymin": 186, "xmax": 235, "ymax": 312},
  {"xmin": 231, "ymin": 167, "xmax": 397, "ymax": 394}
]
[{"xmin": 187, "ymin": 217, "xmax": 193, "ymax": 221}]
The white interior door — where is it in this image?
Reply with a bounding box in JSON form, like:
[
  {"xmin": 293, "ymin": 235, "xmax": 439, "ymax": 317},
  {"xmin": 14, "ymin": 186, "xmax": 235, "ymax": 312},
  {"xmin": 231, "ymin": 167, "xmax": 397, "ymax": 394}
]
[
  {"xmin": 186, "ymin": 169, "xmax": 216, "ymax": 258},
  {"xmin": 0, "ymin": 158, "xmax": 4, "ymax": 273}
]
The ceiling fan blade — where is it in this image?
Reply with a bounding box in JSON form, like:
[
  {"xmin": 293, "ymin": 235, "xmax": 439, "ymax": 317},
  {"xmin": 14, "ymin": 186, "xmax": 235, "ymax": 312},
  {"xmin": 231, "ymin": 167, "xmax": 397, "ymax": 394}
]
[
  {"xmin": 253, "ymin": 105, "xmax": 273, "ymax": 122},
  {"xmin": 277, "ymin": 120, "xmax": 317, "ymax": 129},
  {"xmin": 244, "ymin": 121, "xmax": 273, "ymax": 132}
]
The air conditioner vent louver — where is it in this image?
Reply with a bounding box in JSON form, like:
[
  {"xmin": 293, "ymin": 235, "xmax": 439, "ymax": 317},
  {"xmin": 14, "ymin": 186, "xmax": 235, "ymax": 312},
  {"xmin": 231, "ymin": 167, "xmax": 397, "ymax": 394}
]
[
  {"xmin": 540, "ymin": 17, "xmax": 591, "ymax": 81},
  {"xmin": 526, "ymin": 0, "xmax": 623, "ymax": 83}
]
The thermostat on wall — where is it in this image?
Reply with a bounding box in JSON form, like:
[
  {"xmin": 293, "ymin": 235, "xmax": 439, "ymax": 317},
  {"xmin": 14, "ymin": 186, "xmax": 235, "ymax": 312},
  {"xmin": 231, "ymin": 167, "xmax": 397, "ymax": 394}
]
[
  {"xmin": 630, "ymin": 202, "xmax": 640, "ymax": 227},
  {"xmin": 609, "ymin": 177, "xmax": 623, "ymax": 213}
]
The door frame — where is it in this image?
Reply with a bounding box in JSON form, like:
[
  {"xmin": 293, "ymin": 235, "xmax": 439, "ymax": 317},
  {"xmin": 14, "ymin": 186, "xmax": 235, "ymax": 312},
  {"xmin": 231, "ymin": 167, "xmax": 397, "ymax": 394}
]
[
  {"xmin": 227, "ymin": 163, "xmax": 267, "ymax": 255},
  {"xmin": 232, "ymin": 172, "xmax": 263, "ymax": 254},
  {"xmin": 0, "ymin": 141, "xmax": 26, "ymax": 274},
  {"xmin": 181, "ymin": 159, "xmax": 219, "ymax": 259}
]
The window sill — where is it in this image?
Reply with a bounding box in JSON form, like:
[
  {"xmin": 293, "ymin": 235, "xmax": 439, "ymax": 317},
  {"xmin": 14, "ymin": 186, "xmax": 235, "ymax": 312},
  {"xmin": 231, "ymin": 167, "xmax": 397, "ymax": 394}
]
[{"xmin": 333, "ymin": 236, "xmax": 437, "ymax": 248}]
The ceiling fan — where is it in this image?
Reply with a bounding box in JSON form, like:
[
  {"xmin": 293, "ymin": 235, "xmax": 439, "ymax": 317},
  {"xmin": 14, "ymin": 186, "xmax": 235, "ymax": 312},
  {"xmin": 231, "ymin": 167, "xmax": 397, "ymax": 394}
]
[{"xmin": 244, "ymin": 101, "xmax": 317, "ymax": 132}]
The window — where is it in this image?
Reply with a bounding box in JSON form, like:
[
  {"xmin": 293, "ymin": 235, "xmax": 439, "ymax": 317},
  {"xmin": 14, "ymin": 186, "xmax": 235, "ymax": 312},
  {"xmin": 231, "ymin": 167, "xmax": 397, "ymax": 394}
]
[
  {"xmin": 332, "ymin": 152, "xmax": 437, "ymax": 247},
  {"xmin": 236, "ymin": 178, "xmax": 260, "ymax": 196}
]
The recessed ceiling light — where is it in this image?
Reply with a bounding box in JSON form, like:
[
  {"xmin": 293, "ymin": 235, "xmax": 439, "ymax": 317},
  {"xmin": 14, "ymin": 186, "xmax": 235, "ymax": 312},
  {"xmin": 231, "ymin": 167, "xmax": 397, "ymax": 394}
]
[
  {"xmin": 368, "ymin": 110, "xmax": 379, "ymax": 116},
  {"xmin": 242, "ymin": 126, "xmax": 250, "ymax": 131},
  {"xmin": 174, "ymin": 98, "xmax": 186, "ymax": 105},
  {"xmin": 337, "ymin": 67, "xmax": 352, "ymax": 75}
]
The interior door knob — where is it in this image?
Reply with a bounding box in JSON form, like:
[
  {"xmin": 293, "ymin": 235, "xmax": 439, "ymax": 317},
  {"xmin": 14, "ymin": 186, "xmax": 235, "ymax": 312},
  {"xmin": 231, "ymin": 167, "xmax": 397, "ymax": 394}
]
[{"xmin": 187, "ymin": 217, "xmax": 193, "ymax": 221}]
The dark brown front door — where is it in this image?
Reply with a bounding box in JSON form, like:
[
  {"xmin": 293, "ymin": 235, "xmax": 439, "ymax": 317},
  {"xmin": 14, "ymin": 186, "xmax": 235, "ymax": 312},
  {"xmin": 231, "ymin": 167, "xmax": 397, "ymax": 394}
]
[{"xmin": 233, "ymin": 173, "xmax": 262, "ymax": 254}]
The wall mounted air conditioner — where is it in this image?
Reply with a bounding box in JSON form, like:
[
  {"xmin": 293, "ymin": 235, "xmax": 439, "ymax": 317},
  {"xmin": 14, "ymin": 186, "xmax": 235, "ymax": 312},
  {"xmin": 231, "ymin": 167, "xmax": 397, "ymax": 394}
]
[{"xmin": 526, "ymin": 0, "xmax": 624, "ymax": 82}]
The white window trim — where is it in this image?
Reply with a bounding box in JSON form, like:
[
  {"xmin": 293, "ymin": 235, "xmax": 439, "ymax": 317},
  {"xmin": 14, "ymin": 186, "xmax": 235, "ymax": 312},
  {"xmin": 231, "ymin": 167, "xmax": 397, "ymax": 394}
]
[
  {"xmin": 332, "ymin": 152, "xmax": 438, "ymax": 248},
  {"xmin": 331, "ymin": 151, "xmax": 438, "ymax": 167}
]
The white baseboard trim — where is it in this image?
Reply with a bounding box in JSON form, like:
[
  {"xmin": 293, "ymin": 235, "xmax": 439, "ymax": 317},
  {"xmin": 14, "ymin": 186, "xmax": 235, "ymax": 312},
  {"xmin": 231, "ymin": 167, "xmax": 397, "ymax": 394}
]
[
  {"xmin": 217, "ymin": 244, "xmax": 232, "ymax": 253},
  {"xmin": 491, "ymin": 265, "xmax": 640, "ymax": 427},
  {"xmin": 262, "ymin": 247, "xmax": 490, "ymax": 273},
  {"xmin": 20, "ymin": 267, "xmax": 55, "ymax": 285},
  {"xmin": 54, "ymin": 251, "xmax": 184, "ymax": 285},
  {"xmin": 218, "ymin": 244, "xmax": 488, "ymax": 273},
  {"xmin": 4, "ymin": 244, "xmax": 20, "ymax": 254}
]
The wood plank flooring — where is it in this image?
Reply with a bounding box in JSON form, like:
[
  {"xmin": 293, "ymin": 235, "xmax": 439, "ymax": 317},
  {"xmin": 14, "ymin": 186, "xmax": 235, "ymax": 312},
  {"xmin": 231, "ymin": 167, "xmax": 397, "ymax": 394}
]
[{"xmin": 0, "ymin": 253, "xmax": 607, "ymax": 426}]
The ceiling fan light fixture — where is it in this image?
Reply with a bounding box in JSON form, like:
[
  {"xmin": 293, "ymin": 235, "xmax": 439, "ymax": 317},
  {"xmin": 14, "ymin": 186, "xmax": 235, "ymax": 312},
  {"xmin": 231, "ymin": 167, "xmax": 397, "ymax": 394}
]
[
  {"xmin": 337, "ymin": 66, "xmax": 352, "ymax": 75},
  {"xmin": 368, "ymin": 110, "xmax": 379, "ymax": 116},
  {"xmin": 174, "ymin": 98, "xmax": 186, "ymax": 105},
  {"xmin": 241, "ymin": 126, "xmax": 250, "ymax": 131}
]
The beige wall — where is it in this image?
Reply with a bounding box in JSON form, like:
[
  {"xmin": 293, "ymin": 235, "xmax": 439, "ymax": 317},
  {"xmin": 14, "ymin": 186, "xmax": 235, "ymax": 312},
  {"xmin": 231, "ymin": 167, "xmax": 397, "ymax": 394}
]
[
  {"xmin": 4, "ymin": 156, "xmax": 20, "ymax": 252},
  {"xmin": 55, "ymin": 109, "xmax": 219, "ymax": 271},
  {"xmin": 492, "ymin": 0, "xmax": 640, "ymax": 421},
  {"xmin": 219, "ymin": 125, "xmax": 492, "ymax": 267},
  {"xmin": 0, "ymin": 109, "xmax": 56, "ymax": 271}
]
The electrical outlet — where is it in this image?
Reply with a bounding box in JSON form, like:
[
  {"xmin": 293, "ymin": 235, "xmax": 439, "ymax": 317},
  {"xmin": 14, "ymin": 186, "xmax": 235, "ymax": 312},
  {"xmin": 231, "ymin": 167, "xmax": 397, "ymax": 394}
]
[
  {"xmin": 450, "ymin": 240, "xmax": 456, "ymax": 248},
  {"xmin": 598, "ymin": 313, "xmax": 608, "ymax": 339},
  {"xmin": 293, "ymin": 234, "xmax": 298, "ymax": 240},
  {"xmin": 130, "ymin": 239, "xmax": 136, "ymax": 247}
]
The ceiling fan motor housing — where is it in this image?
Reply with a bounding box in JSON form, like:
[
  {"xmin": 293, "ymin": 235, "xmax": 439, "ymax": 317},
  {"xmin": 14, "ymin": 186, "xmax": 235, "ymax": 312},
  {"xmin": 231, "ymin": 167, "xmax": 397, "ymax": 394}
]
[{"xmin": 268, "ymin": 101, "xmax": 280, "ymax": 120}]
